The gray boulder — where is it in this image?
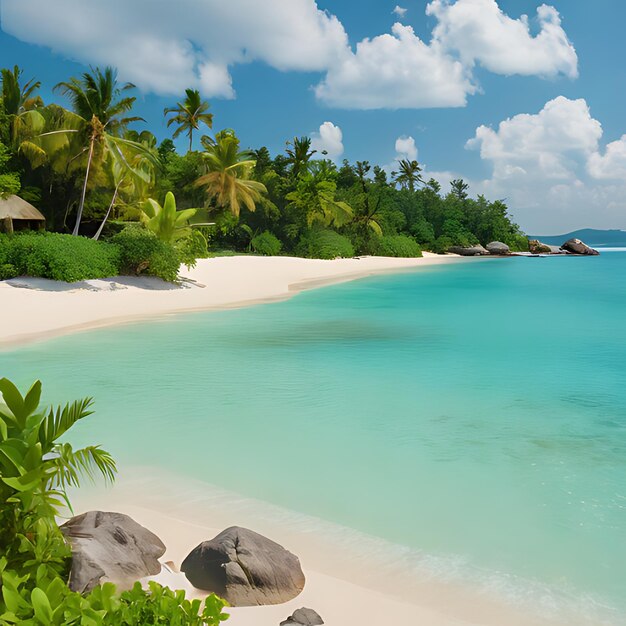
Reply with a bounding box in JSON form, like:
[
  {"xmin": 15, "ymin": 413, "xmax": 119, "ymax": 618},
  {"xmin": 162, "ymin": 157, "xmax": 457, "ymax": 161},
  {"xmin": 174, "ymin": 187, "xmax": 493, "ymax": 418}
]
[
  {"xmin": 61, "ymin": 511, "xmax": 166, "ymax": 593},
  {"xmin": 560, "ymin": 238, "xmax": 599, "ymax": 255},
  {"xmin": 181, "ymin": 526, "xmax": 305, "ymax": 606},
  {"xmin": 280, "ymin": 607, "xmax": 324, "ymax": 625},
  {"xmin": 486, "ymin": 241, "xmax": 510, "ymax": 255},
  {"xmin": 448, "ymin": 244, "xmax": 489, "ymax": 256},
  {"xmin": 528, "ymin": 239, "xmax": 552, "ymax": 254}
]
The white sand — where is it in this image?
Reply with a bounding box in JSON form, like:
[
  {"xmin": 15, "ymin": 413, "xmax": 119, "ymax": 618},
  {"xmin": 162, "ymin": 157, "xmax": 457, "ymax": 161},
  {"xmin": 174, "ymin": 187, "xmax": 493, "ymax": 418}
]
[
  {"xmin": 6, "ymin": 253, "xmax": 573, "ymax": 626},
  {"xmin": 0, "ymin": 253, "xmax": 471, "ymax": 347}
]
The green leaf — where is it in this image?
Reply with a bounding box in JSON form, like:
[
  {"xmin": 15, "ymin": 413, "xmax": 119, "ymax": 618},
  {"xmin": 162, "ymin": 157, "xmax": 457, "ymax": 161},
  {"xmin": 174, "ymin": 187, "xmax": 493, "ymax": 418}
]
[
  {"xmin": 23, "ymin": 381, "xmax": 42, "ymax": 417},
  {"xmin": 0, "ymin": 378, "xmax": 25, "ymax": 424},
  {"xmin": 31, "ymin": 587, "xmax": 53, "ymax": 625}
]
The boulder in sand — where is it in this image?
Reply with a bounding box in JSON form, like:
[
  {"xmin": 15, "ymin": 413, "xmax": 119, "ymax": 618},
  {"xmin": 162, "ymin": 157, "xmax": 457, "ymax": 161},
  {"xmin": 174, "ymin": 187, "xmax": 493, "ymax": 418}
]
[
  {"xmin": 181, "ymin": 526, "xmax": 305, "ymax": 606},
  {"xmin": 280, "ymin": 607, "xmax": 324, "ymax": 625},
  {"xmin": 448, "ymin": 244, "xmax": 489, "ymax": 256},
  {"xmin": 528, "ymin": 240, "xmax": 552, "ymax": 254},
  {"xmin": 486, "ymin": 241, "xmax": 510, "ymax": 255},
  {"xmin": 61, "ymin": 511, "xmax": 166, "ymax": 593}
]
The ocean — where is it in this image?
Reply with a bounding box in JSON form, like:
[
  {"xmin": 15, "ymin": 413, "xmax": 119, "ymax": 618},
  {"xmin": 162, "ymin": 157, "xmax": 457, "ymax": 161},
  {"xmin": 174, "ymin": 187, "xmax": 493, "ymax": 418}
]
[{"xmin": 2, "ymin": 251, "xmax": 625, "ymax": 624}]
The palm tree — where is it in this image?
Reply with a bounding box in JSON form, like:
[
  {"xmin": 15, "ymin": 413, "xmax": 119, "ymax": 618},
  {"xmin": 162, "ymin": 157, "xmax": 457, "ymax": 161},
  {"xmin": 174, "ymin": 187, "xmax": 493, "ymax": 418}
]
[
  {"xmin": 196, "ymin": 130, "xmax": 267, "ymax": 218},
  {"xmin": 54, "ymin": 67, "xmax": 144, "ymax": 235},
  {"xmin": 285, "ymin": 136, "xmax": 316, "ymax": 178},
  {"xmin": 164, "ymin": 89, "xmax": 213, "ymax": 153},
  {"xmin": 0, "ymin": 65, "xmax": 43, "ymax": 143},
  {"xmin": 393, "ymin": 159, "xmax": 423, "ymax": 192}
]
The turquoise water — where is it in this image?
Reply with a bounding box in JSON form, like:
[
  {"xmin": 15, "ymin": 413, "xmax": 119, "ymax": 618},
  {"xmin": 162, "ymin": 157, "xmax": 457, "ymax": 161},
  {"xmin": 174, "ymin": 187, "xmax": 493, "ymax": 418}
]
[{"xmin": 2, "ymin": 254, "xmax": 626, "ymax": 622}]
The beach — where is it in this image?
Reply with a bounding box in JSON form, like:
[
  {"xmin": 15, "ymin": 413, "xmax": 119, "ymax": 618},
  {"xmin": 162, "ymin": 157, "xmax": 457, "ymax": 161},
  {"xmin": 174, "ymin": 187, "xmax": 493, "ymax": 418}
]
[{"xmin": 0, "ymin": 253, "xmax": 469, "ymax": 347}]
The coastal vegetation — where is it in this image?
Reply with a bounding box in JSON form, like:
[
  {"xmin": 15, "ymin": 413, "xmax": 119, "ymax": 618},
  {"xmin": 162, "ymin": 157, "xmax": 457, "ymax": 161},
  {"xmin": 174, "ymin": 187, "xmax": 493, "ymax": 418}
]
[
  {"xmin": 0, "ymin": 64, "xmax": 527, "ymax": 283},
  {"xmin": 0, "ymin": 376, "xmax": 229, "ymax": 624}
]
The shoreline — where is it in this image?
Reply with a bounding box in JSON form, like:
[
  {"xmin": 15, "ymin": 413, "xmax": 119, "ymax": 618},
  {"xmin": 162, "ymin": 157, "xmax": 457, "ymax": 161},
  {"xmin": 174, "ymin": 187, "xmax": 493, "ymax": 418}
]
[
  {"xmin": 0, "ymin": 253, "xmax": 475, "ymax": 349},
  {"xmin": 70, "ymin": 467, "xmax": 594, "ymax": 626}
]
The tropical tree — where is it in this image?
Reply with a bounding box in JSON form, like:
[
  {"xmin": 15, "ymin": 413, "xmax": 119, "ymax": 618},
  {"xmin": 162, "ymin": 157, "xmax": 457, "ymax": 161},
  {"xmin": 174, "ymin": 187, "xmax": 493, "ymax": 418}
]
[
  {"xmin": 393, "ymin": 159, "xmax": 423, "ymax": 192},
  {"xmin": 53, "ymin": 67, "xmax": 145, "ymax": 234},
  {"xmin": 164, "ymin": 88, "xmax": 213, "ymax": 153},
  {"xmin": 196, "ymin": 130, "xmax": 267, "ymax": 218},
  {"xmin": 0, "ymin": 65, "xmax": 42, "ymax": 144},
  {"xmin": 285, "ymin": 136, "xmax": 316, "ymax": 178},
  {"xmin": 450, "ymin": 178, "xmax": 469, "ymax": 201}
]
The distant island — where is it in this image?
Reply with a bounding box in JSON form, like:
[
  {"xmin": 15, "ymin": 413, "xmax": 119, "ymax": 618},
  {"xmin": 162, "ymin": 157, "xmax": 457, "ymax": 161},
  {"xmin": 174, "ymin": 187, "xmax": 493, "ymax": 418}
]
[{"xmin": 531, "ymin": 228, "xmax": 626, "ymax": 247}]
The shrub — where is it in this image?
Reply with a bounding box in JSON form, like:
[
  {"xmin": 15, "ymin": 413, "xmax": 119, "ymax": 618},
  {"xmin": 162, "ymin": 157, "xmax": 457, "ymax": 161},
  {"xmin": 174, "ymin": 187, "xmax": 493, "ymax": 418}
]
[
  {"xmin": 1, "ymin": 232, "xmax": 120, "ymax": 282},
  {"xmin": 374, "ymin": 235, "xmax": 422, "ymax": 258},
  {"xmin": 113, "ymin": 226, "xmax": 180, "ymax": 282},
  {"xmin": 430, "ymin": 235, "xmax": 454, "ymax": 254},
  {"xmin": 176, "ymin": 229, "xmax": 209, "ymax": 269},
  {"xmin": 0, "ymin": 263, "xmax": 17, "ymax": 280},
  {"xmin": 0, "ymin": 378, "xmax": 229, "ymax": 625},
  {"xmin": 296, "ymin": 229, "xmax": 354, "ymax": 259},
  {"xmin": 251, "ymin": 231, "xmax": 282, "ymax": 256}
]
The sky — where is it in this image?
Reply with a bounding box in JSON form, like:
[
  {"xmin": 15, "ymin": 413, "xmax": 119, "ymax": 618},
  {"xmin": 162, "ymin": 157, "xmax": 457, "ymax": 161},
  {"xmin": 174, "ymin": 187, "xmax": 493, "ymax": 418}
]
[{"xmin": 1, "ymin": 0, "xmax": 625, "ymax": 234}]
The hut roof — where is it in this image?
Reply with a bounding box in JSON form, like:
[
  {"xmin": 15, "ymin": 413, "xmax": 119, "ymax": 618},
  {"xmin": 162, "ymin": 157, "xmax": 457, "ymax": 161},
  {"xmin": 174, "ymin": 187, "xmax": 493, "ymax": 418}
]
[{"xmin": 0, "ymin": 195, "xmax": 46, "ymax": 221}]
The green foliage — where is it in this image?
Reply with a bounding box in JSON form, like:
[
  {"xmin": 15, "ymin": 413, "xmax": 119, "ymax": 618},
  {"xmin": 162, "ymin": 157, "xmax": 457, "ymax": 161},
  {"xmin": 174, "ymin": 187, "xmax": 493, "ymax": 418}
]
[
  {"xmin": 112, "ymin": 226, "xmax": 180, "ymax": 282},
  {"xmin": 140, "ymin": 192, "xmax": 197, "ymax": 243},
  {"xmin": 176, "ymin": 229, "xmax": 209, "ymax": 269},
  {"xmin": 251, "ymin": 231, "xmax": 282, "ymax": 256},
  {"xmin": 296, "ymin": 229, "xmax": 355, "ymax": 259},
  {"xmin": 0, "ymin": 140, "xmax": 20, "ymax": 197},
  {"xmin": 1, "ymin": 232, "xmax": 120, "ymax": 282},
  {"xmin": 431, "ymin": 235, "xmax": 454, "ymax": 254},
  {"xmin": 0, "ymin": 377, "xmax": 229, "ymax": 626},
  {"xmin": 0, "ymin": 263, "xmax": 17, "ymax": 280},
  {"xmin": 374, "ymin": 235, "xmax": 422, "ymax": 258}
]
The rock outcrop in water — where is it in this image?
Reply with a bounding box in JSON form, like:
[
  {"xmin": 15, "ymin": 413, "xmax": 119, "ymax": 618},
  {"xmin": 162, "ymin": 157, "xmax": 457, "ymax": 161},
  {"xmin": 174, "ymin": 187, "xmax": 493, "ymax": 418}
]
[
  {"xmin": 560, "ymin": 238, "xmax": 600, "ymax": 255},
  {"xmin": 486, "ymin": 241, "xmax": 510, "ymax": 255},
  {"xmin": 181, "ymin": 526, "xmax": 305, "ymax": 606},
  {"xmin": 61, "ymin": 511, "xmax": 166, "ymax": 593},
  {"xmin": 528, "ymin": 239, "xmax": 552, "ymax": 254},
  {"xmin": 448, "ymin": 244, "xmax": 490, "ymax": 256},
  {"xmin": 280, "ymin": 607, "xmax": 324, "ymax": 625}
]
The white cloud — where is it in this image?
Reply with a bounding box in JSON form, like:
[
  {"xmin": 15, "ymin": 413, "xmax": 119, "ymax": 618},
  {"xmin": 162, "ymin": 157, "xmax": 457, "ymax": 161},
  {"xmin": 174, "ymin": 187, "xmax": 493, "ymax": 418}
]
[
  {"xmin": 310, "ymin": 121, "xmax": 344, "ymax": 160},
  {"xmin": 588, "ymin": 136, "xmax": 626, "ymax": 180},
  {"xmin": 466, "ymin": 97, "xmax": 626, "ymax": 232},
  {"xmin": 1, "ymin": 0, "xmax": 578, "ymax": 110},
  {"xmin": 0, "ymin": 0, "xmax": 348, "ymax": 98},
  {"xmin": 427, "ymin": 0, "xmax": 578, "ymax": 78},
  {"xmin": 393, "ymin": 5, "xmax": 408, "ymax": 18},
  {"xmin": 315, "ymin": 23, "xmax": 475, "ymax": 109},
  {"xmin": 395, "ymin": 136, "xmax": 418, "ymax": 161}
]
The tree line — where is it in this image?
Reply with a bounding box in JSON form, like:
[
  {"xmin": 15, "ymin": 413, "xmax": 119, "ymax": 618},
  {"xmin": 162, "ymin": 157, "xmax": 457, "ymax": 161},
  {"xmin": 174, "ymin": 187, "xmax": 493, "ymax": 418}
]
[{"xmin": 0, "ymin": 65, "xmax": 528, "ymax": 258}]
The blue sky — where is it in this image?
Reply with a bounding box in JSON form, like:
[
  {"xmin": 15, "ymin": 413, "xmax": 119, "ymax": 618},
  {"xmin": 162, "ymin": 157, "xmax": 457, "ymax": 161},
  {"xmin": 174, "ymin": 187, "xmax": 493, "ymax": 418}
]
[{"xmin": 1, "ymin": 0, "xmax": 625, "ymax": 233}]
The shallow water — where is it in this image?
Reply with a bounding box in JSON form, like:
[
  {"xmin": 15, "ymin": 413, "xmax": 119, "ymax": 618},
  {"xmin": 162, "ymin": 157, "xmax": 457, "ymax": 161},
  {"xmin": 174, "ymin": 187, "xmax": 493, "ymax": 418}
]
[{"xmin": 2, "ymin": 253, "xmax": 626, "ymax": 623}]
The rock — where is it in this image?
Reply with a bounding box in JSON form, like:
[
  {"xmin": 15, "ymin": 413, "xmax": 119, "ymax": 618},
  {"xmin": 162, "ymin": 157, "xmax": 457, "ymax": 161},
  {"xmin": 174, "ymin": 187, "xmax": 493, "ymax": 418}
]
[
  {"xmin": 181, "ymin": 526, "xmax": 305, "ymax": 606},
  {"xmin": 560, "ymin": 238, "xmax": 599, "ymax": 255},
  {"xmin": 280, "ymin": 607, "xmax": 324, "ymax": 625},
  {"xmin": 61, "ymin": 511, "xmax": 166, "ymax": 593},
  {"xmin": 548, "ymin": 245, "xmax": 567, "ymax": 255},
  {"xmin": 448, "ymin": 244, "xmax": 489, "ymax": 256},
  {"xmin": 528, "ymin": 239, "xmax": 552, "ymax": 254},
  {"xmin": 486, "ymin": 241, "xmax": 510, "ymax": 255}
]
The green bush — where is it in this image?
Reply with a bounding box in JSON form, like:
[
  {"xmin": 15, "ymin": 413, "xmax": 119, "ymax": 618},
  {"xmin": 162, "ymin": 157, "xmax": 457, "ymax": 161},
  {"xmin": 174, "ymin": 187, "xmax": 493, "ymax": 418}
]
[
  {"xmin": 251, "ymin": 231, "xmax": 282, "ymax": 256},
  {"xmin": 430, "ymin": 235, "xmax": 454, "ymax": 254},
  {"xmin": 374, "ymin": 235, "xmax": 422, "ymax": 258},
  {"xmin": 296, "ymin": 229, "xmax": 355, "ymax": 259},
  {"xmin": 113, "ymin": 227, "xmax": 180, "ymax": 282},
  {"xmin": 0, "ymin": 377, "xmax": 230, "ymax": 626},
  {"xmin": 176, "ymin": 229, "xmax": 209, "ymax": 269},
  {"xmin": 0, "ymin": 263, "xmax": 17, "ymax": 280},
  {"xmin": 1, "ymin": 232, "xmax": 120, "ymax": 282}
]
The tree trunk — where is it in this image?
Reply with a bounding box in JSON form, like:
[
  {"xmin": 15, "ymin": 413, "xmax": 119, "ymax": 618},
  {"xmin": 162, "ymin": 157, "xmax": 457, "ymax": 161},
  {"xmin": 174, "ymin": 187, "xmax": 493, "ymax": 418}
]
[
  {"xmin": 92, "ymin": 181, "xmax": 121, "ymax": 241},
  {"xmin": 72, "ymin": 133, "xmax": 95, "ymax": 236}
]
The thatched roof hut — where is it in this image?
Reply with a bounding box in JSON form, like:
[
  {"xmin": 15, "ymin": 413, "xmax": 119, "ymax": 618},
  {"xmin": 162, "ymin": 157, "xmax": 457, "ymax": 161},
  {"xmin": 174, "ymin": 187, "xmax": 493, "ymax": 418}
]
[{"xmin": 0, "ymin": 195, "xmax": 46, "ymax": 233}]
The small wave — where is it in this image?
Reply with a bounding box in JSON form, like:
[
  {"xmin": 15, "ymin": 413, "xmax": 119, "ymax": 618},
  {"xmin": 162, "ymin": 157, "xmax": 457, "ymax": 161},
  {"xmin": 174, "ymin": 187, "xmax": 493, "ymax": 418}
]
[{"xmin": 77, "ymin": 466, "xmax": 625, "ymax": 626}]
